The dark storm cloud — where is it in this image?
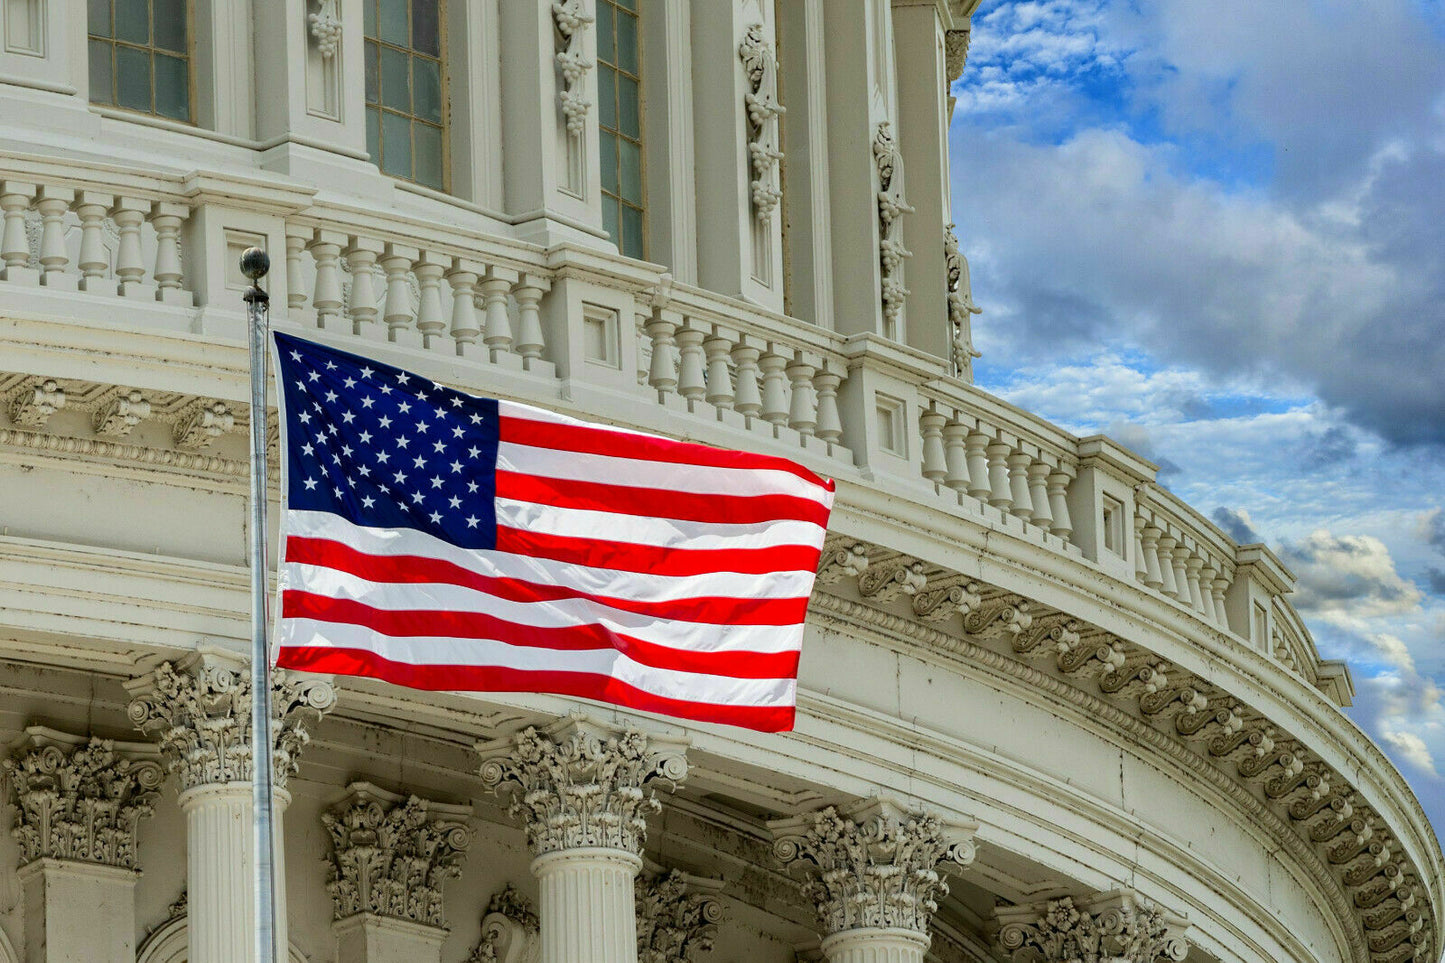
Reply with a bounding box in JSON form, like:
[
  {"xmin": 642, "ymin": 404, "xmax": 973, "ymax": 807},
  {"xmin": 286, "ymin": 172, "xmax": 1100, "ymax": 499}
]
[
  {"xmin": 1278, "ymin": 531, "xmax": 1423, "ymax": 615},
  {"xmin": 1211, "ymin": 507, "xmax": 1261, "ymax": 545}
]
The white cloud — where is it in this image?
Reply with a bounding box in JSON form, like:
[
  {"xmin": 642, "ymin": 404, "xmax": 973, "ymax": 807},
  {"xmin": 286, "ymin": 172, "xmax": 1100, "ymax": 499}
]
[
  {"xmin": 1380, "ymin": 730, "xmax": 1440, "ymax": 777},
  {"xmin": 1280, "ymin": 531, "xmax": 1424, "ymax": 621}
]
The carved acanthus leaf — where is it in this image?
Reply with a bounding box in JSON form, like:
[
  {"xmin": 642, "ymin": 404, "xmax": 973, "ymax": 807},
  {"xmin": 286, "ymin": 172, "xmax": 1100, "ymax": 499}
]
[
  {"xmin": 93, "ymin": 388, "xmax": 151, "ymax": 436},
  {"xmin": 173, "ymin": 400, "xmax": 235, "ymax": 450},
  {"xmin": 857, "ymin": 558, "xmax": 927, "ymax": 603},
  {"xmin": 636, "ymin": 870, "xmax": 723, "ymax": 963},
  {"xmin": 10, "ymin": 378, "xmax": 65, "ymax": 428},
  {"xmin": 996, "ymin": 891, "xmax": 1190, "ymax": 963},
  {"xmin": 738, "ymin": 23, "xmax": 785, "ymax": 222},
  {"xmin": 816, "ymin": 541, "xmax": 870, "ymax": 585}
]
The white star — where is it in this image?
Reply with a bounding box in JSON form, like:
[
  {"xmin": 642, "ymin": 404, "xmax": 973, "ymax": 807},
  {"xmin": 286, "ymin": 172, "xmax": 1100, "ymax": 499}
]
[
  {"xmin": 379, "ymin": 483, "xmax": 390, "ymax": 494},
  {"xmin": 327, "ymin": 424, "xmax": 338, "ymax": 436},
  {"xmin": 466, "ymin": 515, "xmax": 479, "ymax": 528},
  {"xmin": 325, "ymin": 390, "xmax": 338, "ymax": 403},
  {"xmin": 413, "ymin": 455, "xmax": 427, "ymax": 469},
  {"xmin": 303, "ymin": 477, "xmax": 318, "ymax": 490},
  {"xmin": 451, "ymin": 426, "xmax": 464, "ymax": 438},
  {"xmin": 433, "ymin": 440, "xmax": 446, "ymax": 453},
  {"xmin": 467, "ymin": 480, "xmax": 479, "ymax": 493},
  {"xmin": 298, "ymin": 411, "xmax": 311, "ymax": 424},
  {"xmin": 379, "ymin": 383, "xmax": 393, "ymax": 394},
  {"xmin": 398, "ymin": 400, "xmax": 412, "ymax": 414},
  {"xmin": 341, "ymin": 445, "xmax": 354, "ymax": 457},
  {"xmin": 294, "ymin": 379, "xmax": 306, "ymax": 390},
  {"xmin": 290, "ymin": 350, "xmax": 302, "ymax": 361},
  {"xmin": 341, "ymin": 411, "xmax": 355, "ymax": 423},
  {"xmin": 343, "ymin": 377, "xmax": 356, "ymax": 389},
  {"xmin": 361, "ymin": 396, "xmax": 374, "ymax": 409},
  {"xmin": 429, "ymin": 511, "xmax": 442, "ymax": 524},
  {"xmin": 308, "ymin": 371, "xmax": 320, "ymax": 382},
  {"xmin": 378, "ymin": 415, "xmax": 392, "ymax": 429},
  {"xmin": 331, "ymin": 453, "xmax": 341, "ymax": 465},
  {"xmin": 411, "ymin": 491, "xmax": 424, "ymax": 504},
  {"xmin": 448, "ymin": 496, "xmax": 461, "ymax": 509},
  {"xmin": 468, "ymin": 446, "xmax": 480, "ymax": 458},
  {"xmin": 360, "ymin": 366, "xmax": 374, "ymax": 379},
  {"xmin": 301, "ymin": 443, "xmax": 315, "ymax": 456},
  {"xmin": 325, "ymin": 360, "xmax": 337, "ymax": 370},
  {"xmin": 434, "ymin": 407, "xmax": 447, "ymax": 419},
  {"xmin": 359, "ymin": 431, "xmax": 373, "ymax": 444},
  {"xmin": 358, "ymin": 465, "xmax": 371, "ymax": 477},
  {"xmin": 361, "ymin": 495, "xmax": 375, "ymax": 508},
  {"xmin": 376, "ymin": 451, "xmax": 390, "ymax": 464},
  {"xmin": 334, "ymin": 486, "xmax": 343, "ymax": 497},
  {"xmin": 394, "ymin": 470, "xmax": 408, "ymax": 484},
  {"xmin": 316, "ymin": 433, "xmax": 327, "ymax": 445},
  {"xmin": 430, "ymin": 476, "xmax": 443, "ymax": 489},
  {"xmin": 347, "ymin": 476, "xmax": 356, "ymax": 487},
  {"xmin": 469, "ymin": 412, "xmax": 483, "ymax": 424},
  {"xmin": 451, "ymin": 460, "xmax": 462, "ymax": 473},
  {"xmin": 416, "ymin": 420, "xmax": 428, "ymax": 433},
  {"xmin": 417, "ymin": 389, "xmax": 428, "ymax": 401},
  {"xmin": 397, "ymin": 372, "xmax": 410, "ymax": 384},
  {"xmin": 396, "ymin": 436, "xmax": 410, "ymax": 449},
  {"xmin": 450, "ymin": 396, "xmax": 463, "ymax": 407}
]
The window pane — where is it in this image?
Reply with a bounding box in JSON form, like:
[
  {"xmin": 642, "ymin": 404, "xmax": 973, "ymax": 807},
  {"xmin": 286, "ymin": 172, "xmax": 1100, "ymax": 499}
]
[
  {"xmin": 619, "ymin": 138, "xmax": 642, "ymax": 204},
  {"xmin": 380, "ymin": 45, "xmax": 409, "ymax": 111},
  {"xmin": 616, "ymin": 0, "xmax": 637, "ymax": 11},
  {"xmin": 89, "ymin": 0, "xmax": 112, "ymax": 38},
  {"xmin": 152, "ymin": 0, "xmax": 186, "ymax": 52},
  {"xmin": 155, "ymin": 52, "xmax": 188, "ymax": 119},
  {"xmin": 597, "ymin": 66, "xmax": 616, "ymax": 130},
  {"xmin": 599, "ymin": 129, "xmax": 618, "ymax": 194},
  {"xmin": 616, "ymin": 11, "xmax": 638, "ymax": 75},
  {"xmin": 595, "ymin": 2, "xmax": 614, "ymax": 64},
  {"xmin": 413, "ymin": 56, "xmax": 441, "ymax": 123},
  {"xmin": 365, "ymin": 41, "xmax": 379, "ymax": 102},
  {"xmin": 89, "ymin": 40, "xmax": 113, "ymax": 104},
  {"xmin": 366, "ymin": 107, "xmax": 381, "ymax": 164},
  {"xmin": 618, "ymin": 74, "xmax": 639, "ymax": 139},
  {"xmin": 379, "ymin": 0, "xmax": 408, "ymax": 46},
  {"xmin": 411, "ymin": 0, "xmax": 440, "ymax": 57},
  {"xmin": 602, "ymin": 199, "xmax": 620, "ymax": 250},
  {"xmin": 364, "ymin": 0, "xmax": 376, "ymax": 37},
  {"xmin": 114, "ymin": 0, "xmax": 148, "ymax": 44},
  {"xmin": 621, "ymin": 205, "xmax": 643, "ymax": 259},
  {"xmin": 116, "ymin": 45, "xmax": 151, "ymax": 112},
  {"xmin": 381, "ymin": 111, "xmax": 412, "ymax": 178},
  {"xmin": 414, "ymin": 123, "xmax": 443, "ymax": 189}
]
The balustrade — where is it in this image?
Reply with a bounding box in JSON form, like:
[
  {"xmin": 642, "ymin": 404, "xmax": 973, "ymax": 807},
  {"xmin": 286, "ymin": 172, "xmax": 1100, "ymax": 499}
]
[{"xmin": 1133, "ymin": 505, "xmax": 1236, "ymax": 631}]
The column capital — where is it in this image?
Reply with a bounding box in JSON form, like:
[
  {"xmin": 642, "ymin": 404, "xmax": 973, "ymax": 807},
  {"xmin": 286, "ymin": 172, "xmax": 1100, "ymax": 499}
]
[
  {"xmin": 476, "ymin": 716, "xmax": 689, "ymax": 858},
  {"xmin": 768, "ymin": 798, "xmax": 977, "ymax": 937},
  {"xmin": 995, "ymin": 889, "xmax": 1191, "ymax": 963},
  {"xmin": 636, "ymin": 869, "xmax": 724, "ymax": 963},
  {"xmin": 124, "ymin": 648, "xmax": 336, "ymax": 793},
  {"xmin": 2, "ymin": 726, "xmax": 163, "ymax": 870},
  {"xmin": 467, "ymin": 884, "xmax": 540, "ymax": 963},
  {"xmin": 322, "ymin": 781, "xmax": 473, "ymax": 929}
]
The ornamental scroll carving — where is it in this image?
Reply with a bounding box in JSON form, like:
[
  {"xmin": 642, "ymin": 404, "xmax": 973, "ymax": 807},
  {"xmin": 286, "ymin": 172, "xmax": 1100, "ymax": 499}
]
[
  {"xmin": 769, "ymin": 798, "xmax": 976, "ymax": 935},
  {"xmin": 553, "ymin": 0, "xmax": 595, "ymax": 136},
  {"xmin": 125, "ymin": 650, "xmax": 336, "ymax": 793},
  {"xmin": 467, "ymin": 885, "xmax": 540, "ymax": 963},
  {"xmin": 996, "ymin": 891, "xmax": 1190, "ymax": 963},
  {"xmin": 738, "ymin": 23, "xmax": 785, "ymax": 222},
  {"xmin": 476, "ymin": 718, "xmax": 689, "ymax": 857},
  {"xmin": 945, "ymin": 224, "xmax": 982, "ymax": 380},
  {"xmin": 873, "ymin": 123, "xmax": 914, "ymax": 338},
  {"xmin": 637, "ymin": 870, "xmax": 723, "ymax": 963},
  {"xmin": 2, "ymin": 728, "xmax": 163, "ymax": 870},
  {"xmin": 323, "ymin": 783, "xmax": 472, "ymax": 928},
  {"xmin": 944, "ymin": 29, "xmax": 971, "ymax": 117}
]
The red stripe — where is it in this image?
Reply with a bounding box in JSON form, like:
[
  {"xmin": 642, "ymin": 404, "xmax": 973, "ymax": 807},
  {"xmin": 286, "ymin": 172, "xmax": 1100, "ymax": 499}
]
[
  {"xmin": 286, "ymin": 536, "xmax": 808, "ymax": 625},
  {"xmin": 496, "ymin": 526, "xmax": 823, "ymax": 576},
  {"xmin": 276, "ymin": 645, "xmax": 797, "ymax": 732},
  {"xmin": 282, "ymin": 591, "xmax": 801, "ymax": 679},
  {"xmin": 495, "ymin": 470, "xmax": 831, "ymax": 527},
  {"xmin": 500, "ymin": 413, "xmax": 836, "ymax": 492}
]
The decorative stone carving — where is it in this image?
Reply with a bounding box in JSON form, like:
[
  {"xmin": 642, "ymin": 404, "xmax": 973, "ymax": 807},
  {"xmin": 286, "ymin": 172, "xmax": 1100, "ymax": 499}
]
[
  {"xmin": 2, "ymin": 727, "xmax": 163, "ymax": 870},
  {"xmin": 769, "ymin": 798, "xmax": 976, "ymax": 936},
  {"xmin": 9, "ymin": 377, "xmax": 65, "ymax": 428},
  {"xmin": 857, "ymin": 558, "xmax": 928, "ymax": 603},
  {"xmin": 873, "ymin": 122, "xmax": 914, "ymax": 337},
  {"xmin": 944, "ymin": 224, "xmax": 982, "ymax": 379},
  {"xmin": 913, "ymin": 578, "xmax": 983, "ymax": 622},
  {"xmin": 308, "ymin": 0, "xmax": 341, "ymax": 58},
  {"xmin": 173, "ymin": 400, "xmax": 235, "ymax": 450},
  {"xmin": 93, "ymin": 388, "xmax": 151, "ymax": 436},
  {"xmin": 738, "ymin": 23, "xmax": 785, "ymax": 222},
  {"xmin": 816, "ymin": 541, "xmax": 869, "ymax": 585},
  {"xmin": 323, "ymin": 782, "xmax": 472, "ymax": 928},
  {"xmin": 636, "ymin": 870, "xmax": 723, "ymax": 963},
  {"xmin": 995, "ymin": 890, "xmax": 1190, "ymax": 963},
  {"xmin": 477, "ymin": 717, "xmax": 688, "ymax": 857},
  {"xmin": 552, "ymin": 0, "xmax": 595, "ymax": 136},
  {"xmin": 467, "ymin": 885, "xmax": 540, "ymax": 963},
  {"xmin": 125, "ymin": 649, "xmax": 336, "ymax": 792},
  {"xmin": 944, "ymin": 29, "xmax": 971, "ymax": 117}
]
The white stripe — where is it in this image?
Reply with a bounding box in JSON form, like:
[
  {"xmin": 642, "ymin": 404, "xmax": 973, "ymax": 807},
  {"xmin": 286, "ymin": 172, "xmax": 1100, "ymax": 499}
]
[
  {"xmin": 497, "ymin": 441, "xmax": 830, "ymax": 503},
  {"xmin": 282, "ymin": 563, "xmax": 805, "ymax": 654},
  {"xmin": 284, "ymin": 510, "xmax": 819, "ymax": 601},
  {"xmin": 277, "ymin": 617, "xmax": 798, "ymax": 708},
  {"xmin": 494, "ymin": 497, "xmax": 825, "ymax": 552}
]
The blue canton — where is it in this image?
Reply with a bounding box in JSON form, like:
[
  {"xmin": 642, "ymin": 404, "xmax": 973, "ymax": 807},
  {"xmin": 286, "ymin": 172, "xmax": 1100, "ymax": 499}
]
[{"xmin": 274, "ymin": 331, "xmax": 500, "ymax": 550}]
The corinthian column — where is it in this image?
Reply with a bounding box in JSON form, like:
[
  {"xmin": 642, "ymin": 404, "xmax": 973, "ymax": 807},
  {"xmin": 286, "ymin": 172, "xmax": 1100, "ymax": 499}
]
[
  {"xmin": 476, "ymin": 718, "xmax": 689, "ymax": 963},
  {"xmin": 769, "ymin": 799, "xmax": 977, "ymax": 963},
  {"xmin": 126, "ymin": 649, "xmax": 335, "ymax": 963},
  {"xmin": 3, "ymin": 727, "xmax": 163, "ymax": 963},
  {"xmin": 995, "ymin": 889, "xmax": 1191, "ymax": 963}
]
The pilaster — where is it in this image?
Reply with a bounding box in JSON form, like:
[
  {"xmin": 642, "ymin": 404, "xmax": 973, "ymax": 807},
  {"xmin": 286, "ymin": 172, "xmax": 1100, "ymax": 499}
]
[{"xmin": 994, "ymin": 889, "xmax": 1191, "ymax": 963}]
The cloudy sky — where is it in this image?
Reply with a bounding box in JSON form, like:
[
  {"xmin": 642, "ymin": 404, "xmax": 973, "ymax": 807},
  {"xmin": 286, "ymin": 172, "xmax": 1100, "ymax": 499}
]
[{"xmin": 948, "ymin": 0, "xmax": 1445, "ymax": 841}]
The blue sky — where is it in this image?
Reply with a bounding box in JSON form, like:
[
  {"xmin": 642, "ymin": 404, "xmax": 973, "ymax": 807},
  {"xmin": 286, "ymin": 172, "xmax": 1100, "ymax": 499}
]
[{"xmin": 949, "ymin": 0, "xmax": 1445, "ymax": 848}]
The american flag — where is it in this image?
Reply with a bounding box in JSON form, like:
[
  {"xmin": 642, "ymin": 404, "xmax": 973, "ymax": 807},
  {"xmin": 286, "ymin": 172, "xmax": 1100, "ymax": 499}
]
[{"xmin": 271, "ymin": 331, "xmax": 835, "ymax": 731}]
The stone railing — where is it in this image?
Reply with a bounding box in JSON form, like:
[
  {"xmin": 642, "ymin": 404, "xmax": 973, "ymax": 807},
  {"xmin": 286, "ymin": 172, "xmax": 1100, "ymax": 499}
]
[{"xmin": 1134, "ymin": 492, "xmax": 1236, "ymax": 632}]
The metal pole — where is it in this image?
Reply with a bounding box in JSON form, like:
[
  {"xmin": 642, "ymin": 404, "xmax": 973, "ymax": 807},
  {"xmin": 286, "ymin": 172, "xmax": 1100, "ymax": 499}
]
[{"xmin": 241, "ymin": 246, "xmax": 279, "ymax": 963}]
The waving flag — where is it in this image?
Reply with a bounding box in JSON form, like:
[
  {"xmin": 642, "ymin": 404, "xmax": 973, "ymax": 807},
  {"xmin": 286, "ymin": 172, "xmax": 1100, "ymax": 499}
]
[{"xmin": 271, "ymin": 331, "xmax": 834, "ymax": 731}]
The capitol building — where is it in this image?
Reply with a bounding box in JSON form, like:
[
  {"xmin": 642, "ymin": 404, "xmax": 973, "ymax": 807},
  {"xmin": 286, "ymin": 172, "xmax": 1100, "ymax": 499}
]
[{"xmin": 0, "ymin": 2, "xmax": 1440, "ymax": 963}]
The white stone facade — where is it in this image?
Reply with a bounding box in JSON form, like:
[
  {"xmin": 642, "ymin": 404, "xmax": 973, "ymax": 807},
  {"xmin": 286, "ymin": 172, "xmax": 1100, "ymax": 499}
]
[{"xmin": 0, "ymin": 2, "xmax": 1440, "ymax": 963}]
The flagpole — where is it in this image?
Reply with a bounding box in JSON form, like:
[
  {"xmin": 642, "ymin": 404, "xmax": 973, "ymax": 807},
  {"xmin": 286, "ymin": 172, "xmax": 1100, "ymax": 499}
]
[{"xmin": 240, "ymin": 246, "xmax": 280, "ymax": 963}]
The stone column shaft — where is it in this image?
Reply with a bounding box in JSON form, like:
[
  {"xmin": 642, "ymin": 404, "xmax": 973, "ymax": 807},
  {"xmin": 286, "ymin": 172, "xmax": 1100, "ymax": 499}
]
[
  {"xmin": 535, "ymin": 848, "xmax": 642, "ymax": 963},
  {"xmin": 821, "ymin": 928, "xmax": 930, "ymax": 963}
]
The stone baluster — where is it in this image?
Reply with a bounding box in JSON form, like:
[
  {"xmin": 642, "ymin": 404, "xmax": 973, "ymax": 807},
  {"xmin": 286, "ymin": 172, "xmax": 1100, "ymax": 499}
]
[
  {"xmin": 1195, "ymin": 563, "xmax": 1219, "ymax": 618},
  {"xmin": 1006, "ymin": 448, "xmax": 1035, "ymax": 520},
  {"xmin": 113, "ymin": 196, "xmax": 154, "ymax": 299},
  {"xmin": 0, "ymin": 181, "xmax": 37, "ymax": 284},
  {"xmin": 985, "ymin": 439, "xmax": 1014, "ymax": 509},
  {"xmin": 286, "ymin": 229, "xmax": 310, "ymax": 314},
  {"xmin": 513, "ymin": 274, "xmax": 550, "ymax": 367},
  {"xmin": 965, "ymin": 429, "xmax": 993, "ymax": 502},
  {"xmin": 324, "ymin": 783, "xmax": 473, "ymax": 963},
  {"xmin": 1155, "ymin": 533, "xmax": 1180, "ymax": 598},
  {"xmin": 127, "ymin": 650, "xmax": 336, "ymax": 963},
  {"xmin": 1170, "ymin": 539, "xmax": 1192, "ymax": 603},
  {"xmin": 151, "ymin": 202, "xmax": 191, "ymax": 304},
  {"xmin": 786, "ymin": 354, "xmax": 819, "ymax": 438},
  {"xmin": 646, "ymin": 312, "xmax": 680, "ymax": 397},
  {"xmin": 770, "ymin": 799, "xmax": 977, "ymax": 963},
  {"xmin": 1134, "ymin": 524, "xmax": 1149, "ymax": 584},
  {"xmin": 920, "ymin": 409, "xmax": 947, "ymax": 485},
  {"xmin": 941, "ymin": 419, "xmax": 970, "ymax": 493},
  {"xmin": 1184, "ymin": 556, "xmax": 1206, "ymax": 614},
  {"xmin": 309, "ymin": 232, "xmax": 346, "ymax": 329},
  {"xmin": 703, "ymin": 330, "xmax": 736, "ymax": 410},
  {"xmin": 1140, "ymin": 524, "xmax": 1165, "ymax": 590},
  {"xmin": 413, "ymin": 253, "xmax": 449, "ymax": 348},
  {"xmin": 675, "ymin": 320, "xmax": 708, "ymax": 408},
  {"xmin": 447, "ymin": 261, "xmax": 482, "ymax": 354},
  {"xmin": 1027, "ymin": 462, "xmax": 1054, "ymax": 532},
  {"xmin": 1047, "ymin": 468, "xmax": 1074, "ymax": 540},
  {"xmin": 76, "ymin": 191, "xmax": 115, "ymax": 295},
  {"xmin": 380, "ymin": 242, "xmax": 420, "ymax": 345},
  {"xmin": 1211, "ymin": 572, "xmax": 1231, "ymax": 626},
  {"xmin": 343, "ymin": 237, "xmax": 383, "ymax": 336},
  {"xmin": 636, "ymin": 870, "xmax": 723, "ymax": 963},
  {"xmin": 3, "ymin": 727, "xmax": 164, "ymax": 963},
  {"xmin": 813, "ymin": 364, "xmax": 844, "ymax": 447},
  {"xmin": 996, "ymin": 889, "xmax": 1190, "ymax": 963},
  {"xmin": 731, "ymin": 338, "xmax": 763, "ymax": 421},
  {"xmin": 477, "ymin": 718, "xmax": 689, "ymax": 963},
  {"xmin": 481, "ymin": 267, "xmax": 517, "ymax": 361},
  {"xmin": 758, "ymin": 346, "xmax": 791, "ymax": 429},
  {"xmin": 36, "ymin": 185, "xmax": 76, "ymax": 289}
]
